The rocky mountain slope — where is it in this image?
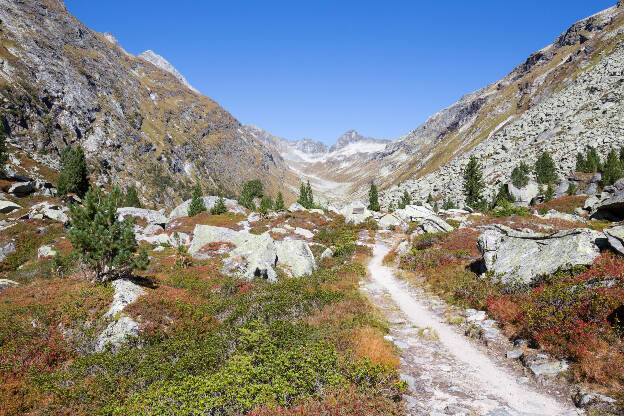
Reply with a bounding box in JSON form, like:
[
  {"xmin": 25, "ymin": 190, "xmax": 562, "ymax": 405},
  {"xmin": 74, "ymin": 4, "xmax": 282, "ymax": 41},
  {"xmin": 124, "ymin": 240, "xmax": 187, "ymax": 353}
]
[
  {"xmin": 380, "ymin": 2, "xmax": 624, "ymax": 207},
  {"xmin": 0, "ymin": 0, "xmax": 294, "ymax": 206}
]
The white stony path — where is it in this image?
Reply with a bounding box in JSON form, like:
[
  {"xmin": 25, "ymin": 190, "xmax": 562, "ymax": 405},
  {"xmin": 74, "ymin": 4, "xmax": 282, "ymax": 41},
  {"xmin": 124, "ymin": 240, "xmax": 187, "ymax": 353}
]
[{"xmin": 365, "ymin": 241, "xmax": 581, "ymax": 416}]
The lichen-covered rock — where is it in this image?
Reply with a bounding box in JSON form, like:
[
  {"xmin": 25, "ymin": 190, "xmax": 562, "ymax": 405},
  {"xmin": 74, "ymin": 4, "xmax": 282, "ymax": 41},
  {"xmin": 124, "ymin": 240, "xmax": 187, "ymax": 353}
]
[
  {"xmin": 320, "ymin": 247, "xmax": 333, "ymax": 260},
  {"xmin": 104, "ymin": 279, "xmax": 145, "ymax": 319},
  {"xmin": 168, "ymin": 197, "xmax": 244, "ymax": 221},
  {"xmin": 340, "ymin": 201, "xmax": 372, "ymax": 224},
  {"xmin": 394, "ymin": 205, "xmax": 453, "ymax": 233},
  {"xmin": 604, "ymin": 226, "xmax": 624, "ymax": 255},
  {"xmin": 0, "ymin": 241, "xmax": 16, "ymax": 262},
  {"xmin": 477, "ymin": 225, "xmax": 604, "ymax": 285},
  {"xmin": 294, "ymin": 227, "xmax": 314, "ymax": 239},
  {"xmin": 591, "ymin": 189, "xmax": 624, "ymax": 220},
  {"xmin": 276, "ymin": 240, "xmax": 316, "ymax": 277},
  {"xmin": 94, "ymin": 317, "xmax": 140, "ymax": 352},
  {"xmin": 377, "ymin": 213, "xmax": 405, "ymax": 230},
  {"xmin": 506, "ymin": 181, "xmax": 539, "ymax": 206},
  {"xmin": 37, "ymin": 245, "xmax": 57, "ymax": 259},
  {"xmin": 8, "ymin": 181, "xmax": 35, "ymax": 197},
  {"xmin": 28, "ymin": 201, "xmax": 68, "ymax": 223},
  {"xmin": 287, "ymin": 202, "xmax": 307, "ymax": 212},
  {"xmin": 117, "ymin": 207, "xmax": 167, "ymax": 225}
]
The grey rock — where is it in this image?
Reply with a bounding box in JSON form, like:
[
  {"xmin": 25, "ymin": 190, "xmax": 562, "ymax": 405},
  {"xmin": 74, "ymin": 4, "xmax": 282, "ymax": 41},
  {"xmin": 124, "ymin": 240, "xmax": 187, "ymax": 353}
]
[
  {"xmin": 104, "ymin": 279, "xmax": 145, "ymax": 319},
  {"xmin": 591, "ymin": 189, "xmax": 624, "ymax": 220},
  {"xmin": 117, "ymin": 207, "xmax": 167, "ymax": 225},
  {"xmin": 478, "ymin": 225, "xmax": 603, "ymax": 285},
  {"xmin": 394, "ymin": 205, "xmax": 453, "ymax": 233},
  {"xmin": 0, "ymin": 200, "xmax": 21, "ymax": 214},
  {"xmin": 573, "ymin": 390, "xmax": 618, "ymax": 413},
  {"xmin": 604, "ymin": 226, "xmax": 624, "ymax": 255},
  {"xmin": 320, "ymin": 247, "xmax": 333, "ymax": 260},
  {"xmin": 506, "ymin": 181, "xmax": 539, "ymax": 206},
  {"xmin": 0, "ymin": 241, "xmax": 16, "ymax": 262},
  {"xmin": 615, "ymin": 178, "xmax": 624, "ymax": 190},
  {"xmin": 0, "ymin": 278, "xmax": 19, "ymax": 292},
  {"xmin": 94, "ymin": 316, "xmax": 140, "ymax": 352},
  {"xmin": 37, "ymin": 245, "xmax": 57, "ymax": 259},
  {"xmin": 168, "ymin": 197, "xmax": 243, "ymax": 221},
  {"xmin": 294, "ymin": 227, "xmax": 314, "ymax": 239},
  {"xmin": 522, "ymin": 353, "xmax": 569, "ymax": 377},
  {"xmin": 586, "ymin": 182, "xmax": 598, "ymax": 195},
  {"xmin": 377, "ymin": 213, "xmax": 405, "ymax": 230},
  {"xmin": 340, "ymin": 201, "xmax": 372, "ymax": 224},
  {"xmin": 591, "ymin": 172, "xmax": 602, "ymax": 183},
  {"xmin": 275, "ymin": 239, "xmax": 316, "ymax": 277},
  {"xmin": 287, "ymin": 202, "xmax": 307, "ymax": 212},
  {"xmin": 28, "ymin": 201, "xmax": 69, "ymax": 223},
  {"xmin": 506, "ymin": 349, "xmax": 524, "ymax": 359}
]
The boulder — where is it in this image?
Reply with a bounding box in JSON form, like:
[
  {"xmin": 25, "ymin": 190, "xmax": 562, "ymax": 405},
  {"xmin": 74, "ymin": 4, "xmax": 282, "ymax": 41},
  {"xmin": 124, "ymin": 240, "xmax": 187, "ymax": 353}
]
[
  {"xmin": 309, "ymin": 209, "xmax": 324, "ymax": 215},
  {"xmin": 28, "ymin": 202, "xmax": 69, "ymax": 223},
  {"xmin": 8, "ymin": 181, "xmax": 35, "ymax": 197},
  {"xmin": 117, "ymin": 207, "xmax": 167, "ymax": 225},
  {"xmin": 604, "ymin": 226, "xmax": 624, "ymax": 255},
  {"xmin": 168, "ymin": 196, "xmax": 243, "ymax": 221},
  {"xmin": 104, "ymin": 279, "xmax": 145, "ymax": 319},
  {"xmin": 586, "ymin": 182, "xmax": 598, "ymax": 195},
  {"xmin": 0, "ymin": 200, "xmax": 21, "ymax": 214},
  {"xmin": 614, "ymin": 178, "xmax": 624, "ymax": 191},
  {"xmin": 340, "ymin": 201, "xmax": 372, "ymax": 224},
  {"xmin": 294, "ymin": 227, "xmax": 314, "ymax": 239},
  {"xmin": 37, "ymin": 245, "xmax": 57, "ymax": 259},
  {"xmin": 276, "ymin": 240, "xmax": 316, "ymax": 276},
  {"xmin": 288, "ymin": 202, "xmax": 307, "ymax": 212},
  {"xmin": 506, "ymin": 181, "xmax": 539, "ymax": 206},
  {"xmin": 189, "ymin": 225, "xmax": 316, "ymax": 280},
  {"xmin": 573, "ymin": 391, "xmax": 618, "ymax": 413},
  {"xmin": 521, "ymin": 353, "xmax": 569, "ymax": 377},
  {"xmin": 477, "ymin": 225, "xmax": 604, "ymax": 285},
  {"xmin": 394, "ymin": 205, "xmax": 453, "ymax": 233},
  {"xmin": 378, "ymin": 213, "xmax": 405, "ymax": 230},
  {"xmin": 320, "ymin": 247, "xmax": 333, "ymax": 260},
  {"xmin": 590, "ymin": 189, "xmax": 624, "ymax": 220},
  {"xmin": 540, "ymin": 209, "xmax": 588, "ymax": 224},
  {"xmin": 141, "ymin": 223, "xmax": 165, "ymax": 236},
  {"xmin": 0, "ymin": 278, "xmax": 19, "ymax": 292},
  {"xmin": 0, "ymin": 241, "xmax": 16, "ymax": 262},
  {"xmin": 554, "ymin": 180, "xmax": 569, "ymax": 198},
  {"xmin": 94, "ymin": 316, "xmax": 140, "ymax": 352}
]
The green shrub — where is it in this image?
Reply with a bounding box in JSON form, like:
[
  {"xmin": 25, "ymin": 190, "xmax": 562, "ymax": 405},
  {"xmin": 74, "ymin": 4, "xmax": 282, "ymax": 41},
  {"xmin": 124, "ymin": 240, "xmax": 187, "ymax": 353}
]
[
  {"xmin": 398, "ymin": 190, "xmax": 411, "ymax": 209},
  {"xmin": 567, "ymin": 182, "xmax": 577, "ymax": 196},
  {"xmin": 68, "ymin": 186, "xmax": 149, "ymax": 282},
  {"xmin": 259, "ymin": 195, "xmax": 274, "ymax": 214},
  {"xmin": 188, "ymin": 183, "xmax": 207, "ymax": 217},
  {"xmin": 442, "ymin": 198, "xmax": 455, "ymax": 210},
  {"xmin": 511, "ymin": 162, "xmax": 530, "ymax": 188},
  {"xmin": 491, "ymin": 200, "xmax": 529, "ymax": 217},
  {"xmin": 275, "ymin": 191, "xmax": 285, "ymax": 211},
  {"xmin": 123, "ymin": 185, "xmax": 142, "ymax": 208},
  {"xmin": 57, "ymin": 145, "xmax": 90, "ymax": 197},
  {"xmin": 544, "ymin": 183, "xmax": 554, "ymax": 202},
  {"xmin": 534, "ymin": 151, "xmax": 557, "ymax": 185}
]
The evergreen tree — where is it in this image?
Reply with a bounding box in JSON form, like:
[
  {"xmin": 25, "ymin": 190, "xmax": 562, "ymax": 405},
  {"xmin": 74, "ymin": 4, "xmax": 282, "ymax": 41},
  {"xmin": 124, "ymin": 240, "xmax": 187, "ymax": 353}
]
[
  {"xmin": 567, "ymin": 182, "xmax": 577, "ymax": 196},
  {"xmin": 534, "ymin": 151, "xmax": 558, "ymax": 185},
  {"xmin": 188, "ymin": 183, "xmax": 207, "ymax": 217},
  {"xmin": 238, "ymin": 179, "xmax": 263, "ymax": 211},
  {"xmin": 124, "ymin": 185, "xmax": 142, "ymax": 208},
  {"xmin": 586, "ymin": 147, "xmax": 602, "ymax": 172},
  {"xmin": 510, "ymin": 162, "xmax": 530, "ymax": 188},
  {"xmin": 602, "ymin": 149, "xmax": 622, "ymax": 186},
  {"xmin": 259, "ymin": 195, "xmax": 274, "ymax": 214},
  {"xmin": 463, "ymin": 155, "xmax": 486, "ymax": 210},
  {"xmin": 491, "ymin": 183, "xmax": 513, "ymax": 209},
  {"xmin": 620, "ymin": 147, "xmax": 624, "ymax": 166},
  {"xmin": 544, "ymin": 183, "xmax": 555, "ymax": 202},
  {"xmin": 57, "ymin": 145, "xmax": 90, "ymax": 197},
  {"xmin": 297, "ymin": 180, "xmax": 314, "ymax": 209},
  {"xmin": 368, "ymin": 182, "xmax": 380, "ymax": 212},
  {"xmin": 68, "ymin": 186, "xmax": 148, "ymax": 282},
  {"xmin": 433, "ymin": 201, "xmax": 439, "ymax": 213},
  {"xmin": 398, "ymin": 190, "xmax": 411, "ymax": 209},
  {"xmin": 426, "ymin": 193, "xmax": 434, "ymax": 204},
  {"xmin": 576, "ymin": 153, "xmax": 588, "ymax": 173},
  {"xmin": 210, "ymin": 195, "xmax": 227, "ymax": 215},
  {"xmin": 275, "ymin": 192, "xmax": 285, "ymax": 211},
  {"xmin": 442, "ymin": 198, "xmax": 455, "ymax": 210},
  {"xmin": 0, "ymin": 117, "xmax": 7, "ymax": 178},
  {"xmin": 305, "ymin": 180, "xmax": 314, "ymax": 208}
]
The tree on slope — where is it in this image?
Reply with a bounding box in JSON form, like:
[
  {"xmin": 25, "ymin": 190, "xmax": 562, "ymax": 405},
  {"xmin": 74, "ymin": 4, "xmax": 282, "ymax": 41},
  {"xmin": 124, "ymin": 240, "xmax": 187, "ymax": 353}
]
[
  {"xmin": 586, "ymin": 147, "xmax": 602, "ymax": 173},
  {"xmin": 0, "ymin": 117, "xmax": 7, "ymax": 178},
  {"xmin": 398, "ymin": 190, "xmax": 411, "ymax": 209},
  {"xmin": 368, "ymin": 182, "xmax": 380, "ymax": 212},
  {"xmin": 68, "ymin": 186, "xmax": 148, "ymax": 282},
  {"xmin": 188, "ymin": 183, "xmax": 207, "ymax": 217},
  {"xmin": 239, "ymin": 179, "xmax": 263, "ymax": 210},
  {"xmin": 124, "ymin": 185, "xmax": 142, "ymax": 208},
  {"xmin": 275, "ymin": 191, "xmax": 285, "ymax": 211},
  {"xmin": 602, "ymin": 149, "xmax": 622, "ymax": 186},
  {"xmin": 210, "ymin": 195, "xmax": 227, "ymax": 215},
  {"xmin": 57, "ymin": 145, "xmax": 90, "ymax": 197},
  {"xmin": 462, "ymin": 155, "xmax": 485, "ymax": 210},
  {"xmin": 297, "ymin": 180, "xmax": 314, "ymax": 209},
  {"xmin": 511, "ymin": 162, "xmax": 530, "ymax": 188},
  {"xmin": 534, "ymin": 152, "xmax": 557, "ymax": 185},
  {"xmin": 259, "ymin": 195, "xmax": 274, "ymax": 214}
]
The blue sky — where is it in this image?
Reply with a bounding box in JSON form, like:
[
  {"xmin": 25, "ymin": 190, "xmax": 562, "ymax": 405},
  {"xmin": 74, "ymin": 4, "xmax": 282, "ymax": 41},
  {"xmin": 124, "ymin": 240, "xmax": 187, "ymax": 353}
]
[{"xmin": 66, "ymin": 0, "xmax": 616, "ymax": 144}]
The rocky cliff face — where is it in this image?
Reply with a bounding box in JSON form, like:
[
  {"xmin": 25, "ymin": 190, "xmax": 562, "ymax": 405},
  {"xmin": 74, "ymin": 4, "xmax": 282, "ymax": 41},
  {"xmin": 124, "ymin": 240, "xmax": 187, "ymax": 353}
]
[
  {"xmin": 380, "ymin": 2, "xmax": 624, "ymax": 207},
  {"xmin": 0, "ymin": 0, "xmax": 292, "ymax": 205}
]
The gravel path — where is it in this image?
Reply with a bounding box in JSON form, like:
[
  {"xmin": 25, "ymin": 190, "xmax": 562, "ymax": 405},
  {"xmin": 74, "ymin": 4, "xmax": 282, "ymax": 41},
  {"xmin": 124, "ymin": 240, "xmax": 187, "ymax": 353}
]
[{"xmin": 364, "ymin": 241, "xmax": 582, "ymax": 416}]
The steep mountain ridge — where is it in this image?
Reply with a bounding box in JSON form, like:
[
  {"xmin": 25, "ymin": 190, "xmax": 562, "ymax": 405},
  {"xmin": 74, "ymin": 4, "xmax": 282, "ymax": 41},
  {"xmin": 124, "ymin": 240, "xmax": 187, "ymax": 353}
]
[{"xmin": 0, "ymin": 0, "xmax": 294, "ymax": 205}]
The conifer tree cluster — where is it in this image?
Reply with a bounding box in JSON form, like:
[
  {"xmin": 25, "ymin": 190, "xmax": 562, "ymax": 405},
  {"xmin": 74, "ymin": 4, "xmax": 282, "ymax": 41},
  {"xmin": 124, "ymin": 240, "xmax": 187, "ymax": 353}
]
[
  {"xmin": 297, "ymin": 180, "xmax": 314, "ymax": 209},
  {"xmin": 188, "ymin": 183, "xmax": 207, "ymax": 217},
  {"xmin": 275, "ymin": 191, "xmax": 285, "ymax": 211},
  {"xmin": 534, "ymin": 152, "xmax": 557, "ymax": 185},
  {"xmin": 210, "ymin": 195, "xmax": 227, "ymax": 215},
  {"xmin": 57, "ymin": 145, "xmax": 90, "ymax": 197},
  {"xmin": 124, "ymin": 185, "xmax": 142, "ymax": 208},
  {"xmin": 510, "ymin": 162, "xmax": 530, "ymax": 188},
  {"xmin": 238, "ymin": 179, "xmax": 264, "ymax": 210}
]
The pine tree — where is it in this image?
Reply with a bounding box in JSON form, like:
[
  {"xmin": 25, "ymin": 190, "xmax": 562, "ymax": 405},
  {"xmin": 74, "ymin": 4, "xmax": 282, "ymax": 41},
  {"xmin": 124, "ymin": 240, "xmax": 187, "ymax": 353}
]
[
  {"xmin": 124, "ymin": 185, "xmax": 142, "ymax": 208},
  {"xmin": 398, "ymin": 190, "xmax": 411, "ymax": 209},
  {"xmin": 426, "ymin": 193, "xmax": 434, "ymax": 205},
  {"xmin": 188, "ymin": 183, "xmax": 207, "ymax": 217},
  {"xmin": 305, "ymin": 180, "xmax": 314, "ymax": 208},
  {"xmin": 586, "ymin": 147, "xmax": 602, "ymax": 172},
  {"xmin": 68, "ymin": 186, "xmax": 149, "ymax": 282},
  {"xmin": 210, "ymin": 195, "xmax": 227, "ymax": 215},
  {"xmin": 368, "ymin": 182, "xmax": 380, "ymax": 212},
  {"xmin": 511, "ymin": 162, "xmax": 530, "ymax": 188},
  {"xmin": 297, "ymin": 180, "xmax": 314, "ymax": 209},
  {"xmin": 544, "ymin": 183, "xmax": 555, "ymax": 202},
  {"xmin": 576, "ymin": 153, "xmax": 587, "ymax": 173},
  {"xmin": 238, "ymin": 179, "xmax": 263, "ymax": 211},
  {"xmin": 259, "ymin": 195, "xmax": 274, "ymax": 214},
  {"xmin": 442, "ymin": 198, "xmax": 455, "ymax": 210},
  {"xmin": 534, "ymin": 152, "xmax": 557, "ymax": 185},
  {"xmin": 433, "ymin": 201, "xmax": 439, "ymax": 213},
  {"xmin": 463, "ymin": 155, "xmax": 485, "ymax": 210},
  {"xmin": 602, "ymin": 149, "xmax": 622, "ymax": 186},
  {"xmin": 491, "ymin": 183, "xmax": 513, "ymax": 209},
  {"xmin": 567, "ymin": 182, "xmax": 577, "ymax": 196},
  {"xmin": 620, "ymin": 147, "xmax": 624, "ymax": 166},
  {"xmin": 57, "ymin": 145, "xmax": 90, "ymax": 197},
  {"xmin": 275, "ymin": 191, "xmax": 285, "ymax": 211},
  {"xmin": 0, "ymin": 117, "xmax": 7, "ymax": 178}
]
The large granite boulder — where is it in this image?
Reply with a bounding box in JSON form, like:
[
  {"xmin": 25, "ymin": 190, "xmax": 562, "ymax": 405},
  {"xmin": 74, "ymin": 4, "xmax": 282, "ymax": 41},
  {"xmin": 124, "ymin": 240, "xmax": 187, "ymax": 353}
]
[
  {"xmin": 478, "ymin": 225, "xmax": 604, "ymax": 285},
  {"xmin": 117, "ymin": 207, "xmax": 167, "ymax": 225},
  {"xmin": 0, "ymin": 200, "xmax": 21, "ymax": 214},
  {"xmin": 94, "ymin": 317, "xmax": 140, "ymax": 353},
  {"xmin": 590, "ymin": 189, "xmax": 624, "ymax": 220},
  {"xmin": 393, "ymin": 205, "xmax": 453, "ymax": 233},
  {"xmin": 168, "ymin": 196, "xmax": 243, "ymax": 221},
  {"xmin": 104, "ymin": 279, "xmax": 145, "ymax": 319},
  {"xmin": 288, "ymin": 202, "xmax": 307, "ymax": 212},
  {"xmin": 506, "ymin": 181, "xmax": 539, "ymax": 206},
  {"xmin": 189, "ymin": 225, "xmax": 317, "ymax": 281},
  {"xmin": 604, "ymin": 226, "xmax": 624, "ymax": 255},
  {"xmin": 377, "ymin": 213, "xmax": 406, "ymax": 230},
  {"xmin": 340, "ymin": 201, "xmax": 372, "ymax": 224},
  {"xmin": 8, "ymin": 181, "xmax": 35, "ymax": 197},
  {"xmin": 28, "ymin": 201, "xmax": 68, "ymax": 223}
]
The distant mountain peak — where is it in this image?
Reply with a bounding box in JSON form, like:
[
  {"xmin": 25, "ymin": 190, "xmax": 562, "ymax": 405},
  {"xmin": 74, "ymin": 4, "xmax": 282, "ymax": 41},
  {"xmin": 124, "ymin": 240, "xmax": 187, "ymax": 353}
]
[
  {"xmin": 138, "ymin": 50, "xmax": 199, "ymax": 93},
  {"xmin": 330, "ymin": 130, "xmax": 390, "ymax": 152}
]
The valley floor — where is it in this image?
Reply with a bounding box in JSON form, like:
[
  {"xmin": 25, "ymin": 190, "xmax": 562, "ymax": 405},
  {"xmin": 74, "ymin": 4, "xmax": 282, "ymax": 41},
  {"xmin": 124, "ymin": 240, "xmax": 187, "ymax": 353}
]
[{"xmin": 364, "ymin": 236, "xmax": 581, "ymax": 416}]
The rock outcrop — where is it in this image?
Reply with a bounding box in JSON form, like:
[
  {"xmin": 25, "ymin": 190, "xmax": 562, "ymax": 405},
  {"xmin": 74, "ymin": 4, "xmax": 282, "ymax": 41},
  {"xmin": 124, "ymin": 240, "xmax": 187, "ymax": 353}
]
[
  {"xmin": 478, "ymin": 225, "xmax": 604, "ymax": 285},
  {"xmin": 393, "ymin": 205, "xmax": 453, "ymax": 233},
  {"xmin": 168, "ymin": 197, "xmax": 244, "ymax": 221},
  {"xmin": 117, "ymin": 207, "xmax": 168, "ymax": 226}
]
